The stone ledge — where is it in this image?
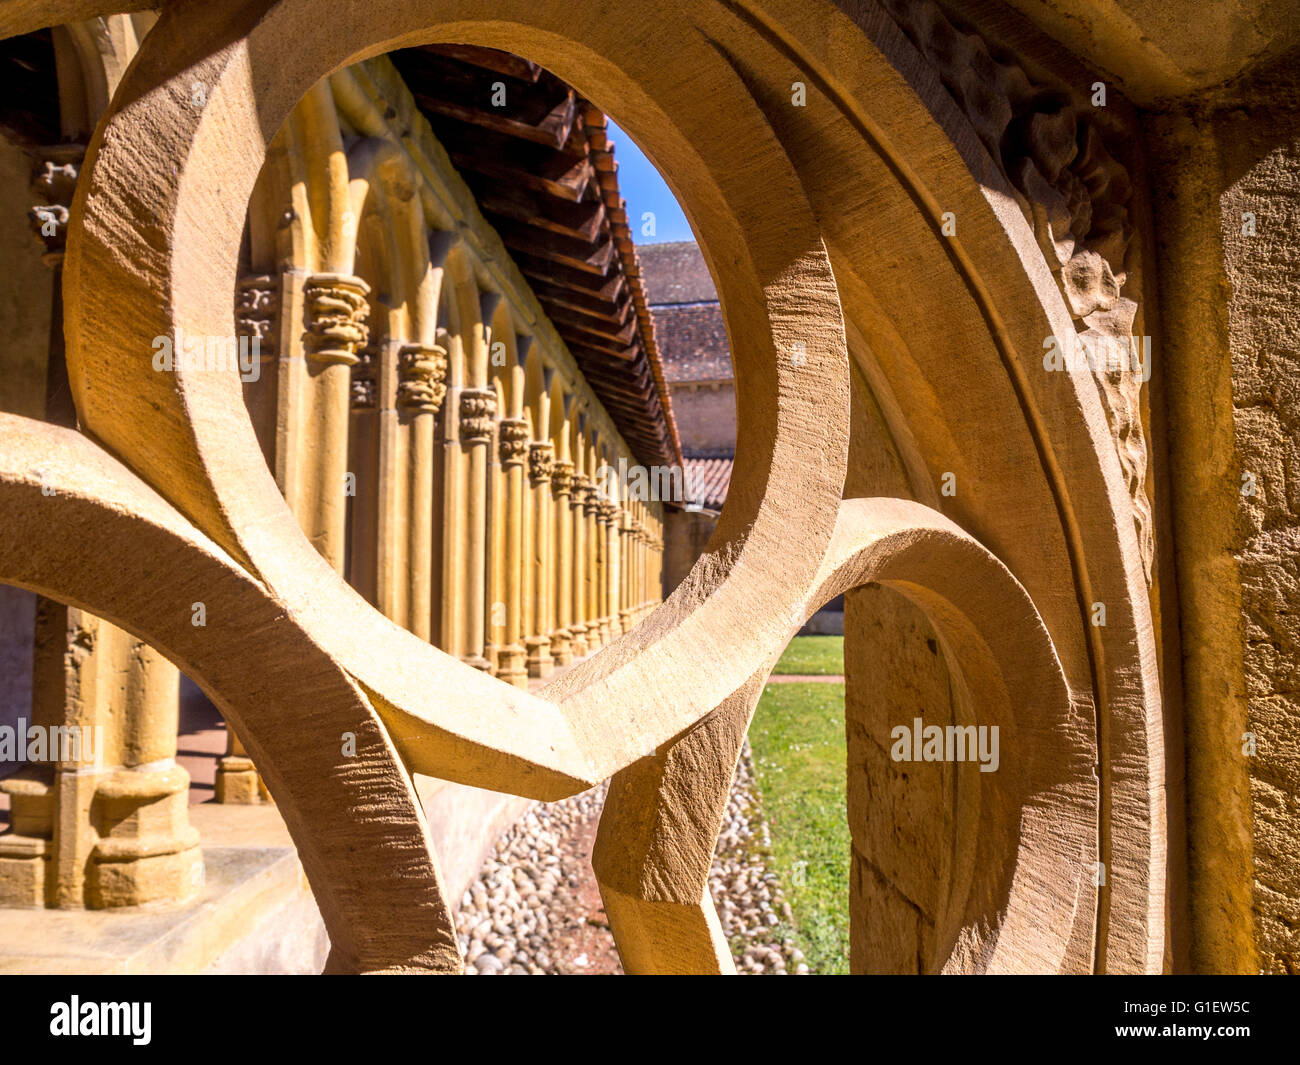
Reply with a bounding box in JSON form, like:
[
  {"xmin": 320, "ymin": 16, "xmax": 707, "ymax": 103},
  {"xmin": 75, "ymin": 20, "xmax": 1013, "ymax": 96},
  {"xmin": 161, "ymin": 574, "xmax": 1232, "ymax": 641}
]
[
  {"xmin": 0, "ymin": 840, "xmax": 304, "ymax": 974},
  {"xmin": 0, "ymin": 777, "xmax": 534, "ymax": 973}
]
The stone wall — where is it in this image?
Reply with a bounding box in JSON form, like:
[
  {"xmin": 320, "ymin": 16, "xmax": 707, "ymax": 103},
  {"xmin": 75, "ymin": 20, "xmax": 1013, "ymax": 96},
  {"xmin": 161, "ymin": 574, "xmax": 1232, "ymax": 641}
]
[
  {"xmin": 1219, "ymin": 116, "xmax": 1300, "ymax": 979},
  {"xmin": 1151, "ymin": 59, "xmax": 1300, "ymax": 974},
  {"xmin": 668, "ymin": 382, "xmax": 736, "ymax": 455},
  {"xmin": 663, "ymin": 508, "xmax": 717, "ymax": 598}
]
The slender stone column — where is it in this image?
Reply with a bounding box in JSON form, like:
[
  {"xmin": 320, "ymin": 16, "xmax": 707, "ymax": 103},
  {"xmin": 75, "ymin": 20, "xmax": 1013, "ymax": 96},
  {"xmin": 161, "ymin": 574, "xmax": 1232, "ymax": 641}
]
[
  {"xmin": 459, "ymin": 386, "xmax": 496, "ymax": 672},
  {"xmin": 374, "ymin": 336, "xmax": 409, "ymax": 626},
  {"xmin": 398, "ymin": 342, "xmax": 448, "ymax": 641},
  {"xmin": 301, "ymin": 272, "xmax": 370, "ymax": 567},
  {"xmin": 521, "ymin": 443, "xmax": 536, "ymax": 665},
  {"xmin": 495, "ymin": 418, "xmax": 530, "ymax": 687},
  {"xmin": 599, "ymin": 501, "xmax": 619, "ymax": 643},
  {"xmin": 635, "ymin": 521, "xmax": 648, "ymax": 619},
  {"xmin": 624, "ymin": 513, "xmax": 637, "ymax": 623},
  {"xmin": 618, "ymin": 508, "xmax": 633, "ymax": 633},
  {"xmin": 486, "ymin": 430, "xmax": 502, "ymax": 677},
  {"xmin": 550, "ymin": 461, "xmax": 574, "ymax": 665},
  {"xmin": 641, "ymin": 515, "xmax": 650, "ymax": 618},
  {"xmin": 591, "ymin": 486, "xmax": 605, "ymax": 648},
  {"xmin": 2, "ymin": 155, "xmax": 201, "ymax": 905},
  {"xmin": 656, "ymin": 517, "xmax": 665, "ymax": 607},
  {"xmin": 581, "ymin": 476, "xmax": 602, "ymax": 652},
  {"xmin": 345, "ymin": 336, "xmax": 381, "ymax": 609},
  {"xmin": 527, "ymin": 442, "xmax": 556, "ymax": 678},
  {"xmin": 434, "ymin": 333, "xmax": 470, "ymax": 658},
  {"xmin": 569, "ymin": 472, "xmax": 590, "ymax": 658},
  {"xmin": 1, "ymin": 608, "xmax": 202, "ymax": 910}
]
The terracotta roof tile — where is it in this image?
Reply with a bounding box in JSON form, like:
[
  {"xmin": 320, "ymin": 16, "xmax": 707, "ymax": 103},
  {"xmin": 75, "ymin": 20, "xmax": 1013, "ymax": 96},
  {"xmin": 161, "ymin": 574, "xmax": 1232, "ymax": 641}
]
[
  {"xmin": 637, "ymin": 241, "xmax": 719, "ymax": 305},
  {"xmin": 653, "ymin": 304, "xmax": 732, "ymax": 382}
]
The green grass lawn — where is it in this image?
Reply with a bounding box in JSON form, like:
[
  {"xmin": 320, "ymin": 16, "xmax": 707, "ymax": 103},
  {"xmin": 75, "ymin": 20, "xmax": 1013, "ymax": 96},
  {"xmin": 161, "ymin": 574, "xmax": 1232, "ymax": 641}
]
[
  {"xmin": 747, "ymin": 672, "xmax": 850, "ymax": 974},
  {"xmin": 771, "ymin": 634, "xmax": 844, "ymax": 675}
]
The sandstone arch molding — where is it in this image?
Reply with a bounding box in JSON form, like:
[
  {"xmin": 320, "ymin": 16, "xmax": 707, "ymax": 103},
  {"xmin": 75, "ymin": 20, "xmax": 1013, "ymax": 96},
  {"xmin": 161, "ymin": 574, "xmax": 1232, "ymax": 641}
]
[
  {"xmin": 0, "ymin": 416, "xmax": 462, "ymax": 973},
  {"xmin": 0, "ymin": 0, "xmax": 1168, "ymax": 973},
  {"xmin": 593, "ymin": 498, "xmax": 1095, "ymax": 974},
  {"xmin": 58, "ymin": 0, "xmax": 851, "ymax": 793},
  {"xmin": 705, "ymin": 0, "xmax": 1165, "ymax": 971}
]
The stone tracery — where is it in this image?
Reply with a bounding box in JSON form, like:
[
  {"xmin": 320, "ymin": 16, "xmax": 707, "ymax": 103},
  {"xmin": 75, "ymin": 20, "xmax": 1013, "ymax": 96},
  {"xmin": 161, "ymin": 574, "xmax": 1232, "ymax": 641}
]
[{"xmin": 0, "ymin": 0, "xmax": 1181, "ymax": 975}]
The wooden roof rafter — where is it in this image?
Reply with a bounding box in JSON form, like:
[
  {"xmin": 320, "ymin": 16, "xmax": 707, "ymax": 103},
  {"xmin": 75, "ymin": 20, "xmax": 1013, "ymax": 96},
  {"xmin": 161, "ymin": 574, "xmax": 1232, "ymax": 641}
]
[{"xmin": 390, "ymin": 43, "xmax": 684, "ymax": 475}]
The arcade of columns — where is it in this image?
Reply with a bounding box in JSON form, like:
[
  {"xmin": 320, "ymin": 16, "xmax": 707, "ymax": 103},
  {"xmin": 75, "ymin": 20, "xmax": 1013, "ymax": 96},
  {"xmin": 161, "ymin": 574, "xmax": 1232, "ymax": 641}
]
[{"xmin": 0, "ymin": 24, "xmax": 664, "ymax": 909}]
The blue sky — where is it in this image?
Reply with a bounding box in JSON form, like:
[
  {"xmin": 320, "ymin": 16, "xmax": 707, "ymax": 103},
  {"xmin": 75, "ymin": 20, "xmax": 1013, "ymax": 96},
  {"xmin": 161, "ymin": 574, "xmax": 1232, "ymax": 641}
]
[{"xmin": 607, "ymin": 121, "xmax": 694, "ymax": 245}]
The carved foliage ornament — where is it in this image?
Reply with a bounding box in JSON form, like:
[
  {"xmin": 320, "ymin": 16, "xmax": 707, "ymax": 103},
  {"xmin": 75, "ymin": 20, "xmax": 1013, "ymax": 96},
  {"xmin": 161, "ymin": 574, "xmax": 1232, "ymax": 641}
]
[
  {"xmin": 551, "ymin": 459, "xmax": 574, "ymax": 496},
  {"xmin": 498, "ymin": 418, "xmax": 531, "ymax": 467},
  {"xmin": 351, "ymin": 341, "xmax": 378, "ymax": 410},
  {"xmin": 397, "ymin": 343, "xmax": 448, "ymax": 415},
  {"xmin": 458, "ymin": 388, "xmax": 497, "ymax": 444},
  {"xmin": 304, "ymin": 273, "xmax": 370, "ymax": 366},
  {"xmin": 528, "ymin": 442, "xmax": 555, "ymax": 486},
  {"xmin": 881, "ymin": 0, "xmax": 1152, "ymax": 579},
  {"xmin": 570, "ymin": 473, "xmax": 593, "ymax": 509},
  {"xmin": 29, "ymin": 147, "xmax": 83, "ymax": 266},
  {"xmin": 235, "ymin": 275, "xmax": 279, "ymax": 362}
]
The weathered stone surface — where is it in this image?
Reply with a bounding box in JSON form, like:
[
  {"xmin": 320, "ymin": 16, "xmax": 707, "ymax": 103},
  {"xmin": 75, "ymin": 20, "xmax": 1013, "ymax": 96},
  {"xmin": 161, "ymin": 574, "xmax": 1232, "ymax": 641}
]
[{"xmin": 0, "ymin": 0, "xmax": 1195, "ymax": 976}]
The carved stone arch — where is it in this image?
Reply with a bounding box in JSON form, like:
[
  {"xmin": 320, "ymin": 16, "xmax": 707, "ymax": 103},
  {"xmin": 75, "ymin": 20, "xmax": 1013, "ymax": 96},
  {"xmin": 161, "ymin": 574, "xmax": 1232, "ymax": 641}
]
[
  {"xmin": 49, "ymin": 14, "xmax": 155, "ymax": 141},
  {"xmin": 484, "ymin": 299, "xmax": 518, "ymax": 416},
  {"xmin": 717, "ymin": 0, "xmax": 1166, "ymax": 972},
  {"xmin": 546, "ymin": 374, "xmax": 569, "ymax": 455},
  {"xmin": 62, "ymin": 1, "xmax": 848, "ymax": 783},
  {"xmin": 38, "ymin": 0, "xmax": 1164, "ymax": 974},
  {"xmin": 521, "ymin": 344, "xmax": 546, "ymax": 439},
  {"xmin": 438, "ymin": 244, "xmax": 473, "ymax": 393}
]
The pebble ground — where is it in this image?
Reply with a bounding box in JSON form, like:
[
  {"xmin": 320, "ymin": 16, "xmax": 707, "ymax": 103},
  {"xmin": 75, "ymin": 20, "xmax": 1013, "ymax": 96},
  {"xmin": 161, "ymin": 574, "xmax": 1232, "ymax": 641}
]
[{"xmin": 456, "ymin": 741, "xmax": 809, "ymax": 975}]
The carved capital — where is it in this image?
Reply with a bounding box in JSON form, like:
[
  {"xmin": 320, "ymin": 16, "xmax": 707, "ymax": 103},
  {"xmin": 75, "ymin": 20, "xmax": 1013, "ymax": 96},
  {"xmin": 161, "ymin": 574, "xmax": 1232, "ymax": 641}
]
[
  {"xmin": 570, "ymin": 473, "xmax": 593, "ymax": 510},
  {"xmin": 551, "ymin": 460, "xmax": 574, "ymax": 497},
  {"xmin": 528, "ymin": 442, "xmax": 555, "ymax": 486},
  {"xmin": 397, "ymin": 342, "xmax": 448, "ymax": 415},
  {"xmin": 304, "ymin": 273, "xmax": 370, "ymax": 366},
  {"xmin": 498, "ymin": 418, "xmax": 531, "ymax": 467},
  {"xmin": 597, "ymin": 501, "xmax": 618, "ymax": 526},
  {"xmin": 458, "ymin": 388, "xmax": 497, "ymax": 445},
  {"xmin": 235, "ymin": 274, "xmax": 279, "ymax": 362}
]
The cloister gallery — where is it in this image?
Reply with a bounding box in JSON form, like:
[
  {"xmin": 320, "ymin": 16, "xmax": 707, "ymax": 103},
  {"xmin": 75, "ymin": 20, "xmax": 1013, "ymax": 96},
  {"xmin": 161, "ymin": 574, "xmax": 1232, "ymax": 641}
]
[{"xmin": 0, "ymin": 0, "xmax": 1295, "ymax": 977}]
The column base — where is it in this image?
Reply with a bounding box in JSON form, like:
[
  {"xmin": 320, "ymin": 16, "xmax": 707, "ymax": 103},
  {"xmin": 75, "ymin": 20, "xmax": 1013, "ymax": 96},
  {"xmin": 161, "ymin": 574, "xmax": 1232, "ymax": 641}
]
[
  {"xmin": 462, "ymin": 654, "xmax": 493, "ymax": 673},
  {"xmin": 571, "ymin": 626, "xmax": 589, "ymax": 658},
  {"xmin": 599, "ymin": 618, "xmax": 612, "ymax": 645},
  {"xmin": 215, "ymin": 755, "xmax": 269, "ymax": 804},
  {"xmin": 0, "ymin": 768, "xmax": 53, "ymax": 907},
  {"xmin": 525, "ymin": 636, "xmax": 554, "ymax": 679},
  {"xmin": 619, "ymin": 609, "xmax": 634, "ymax": 634},
  {"xmin": 494, "ymin": 644, "xmax": 529, "ymax": 689},
  {"xmin": 87, "ymin": 763, "xmax": 203, "ymax": 909},
  {"xmin": 550, "ymin": 629, "xmax": 572, "ymax": 666},
  {"xmin": 585, "ymin": 622, "xmax": 603, "ymax": 652},
  {"xmin": 0, "ymin": 835, "xmax": 49, "ymax": 908}
]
